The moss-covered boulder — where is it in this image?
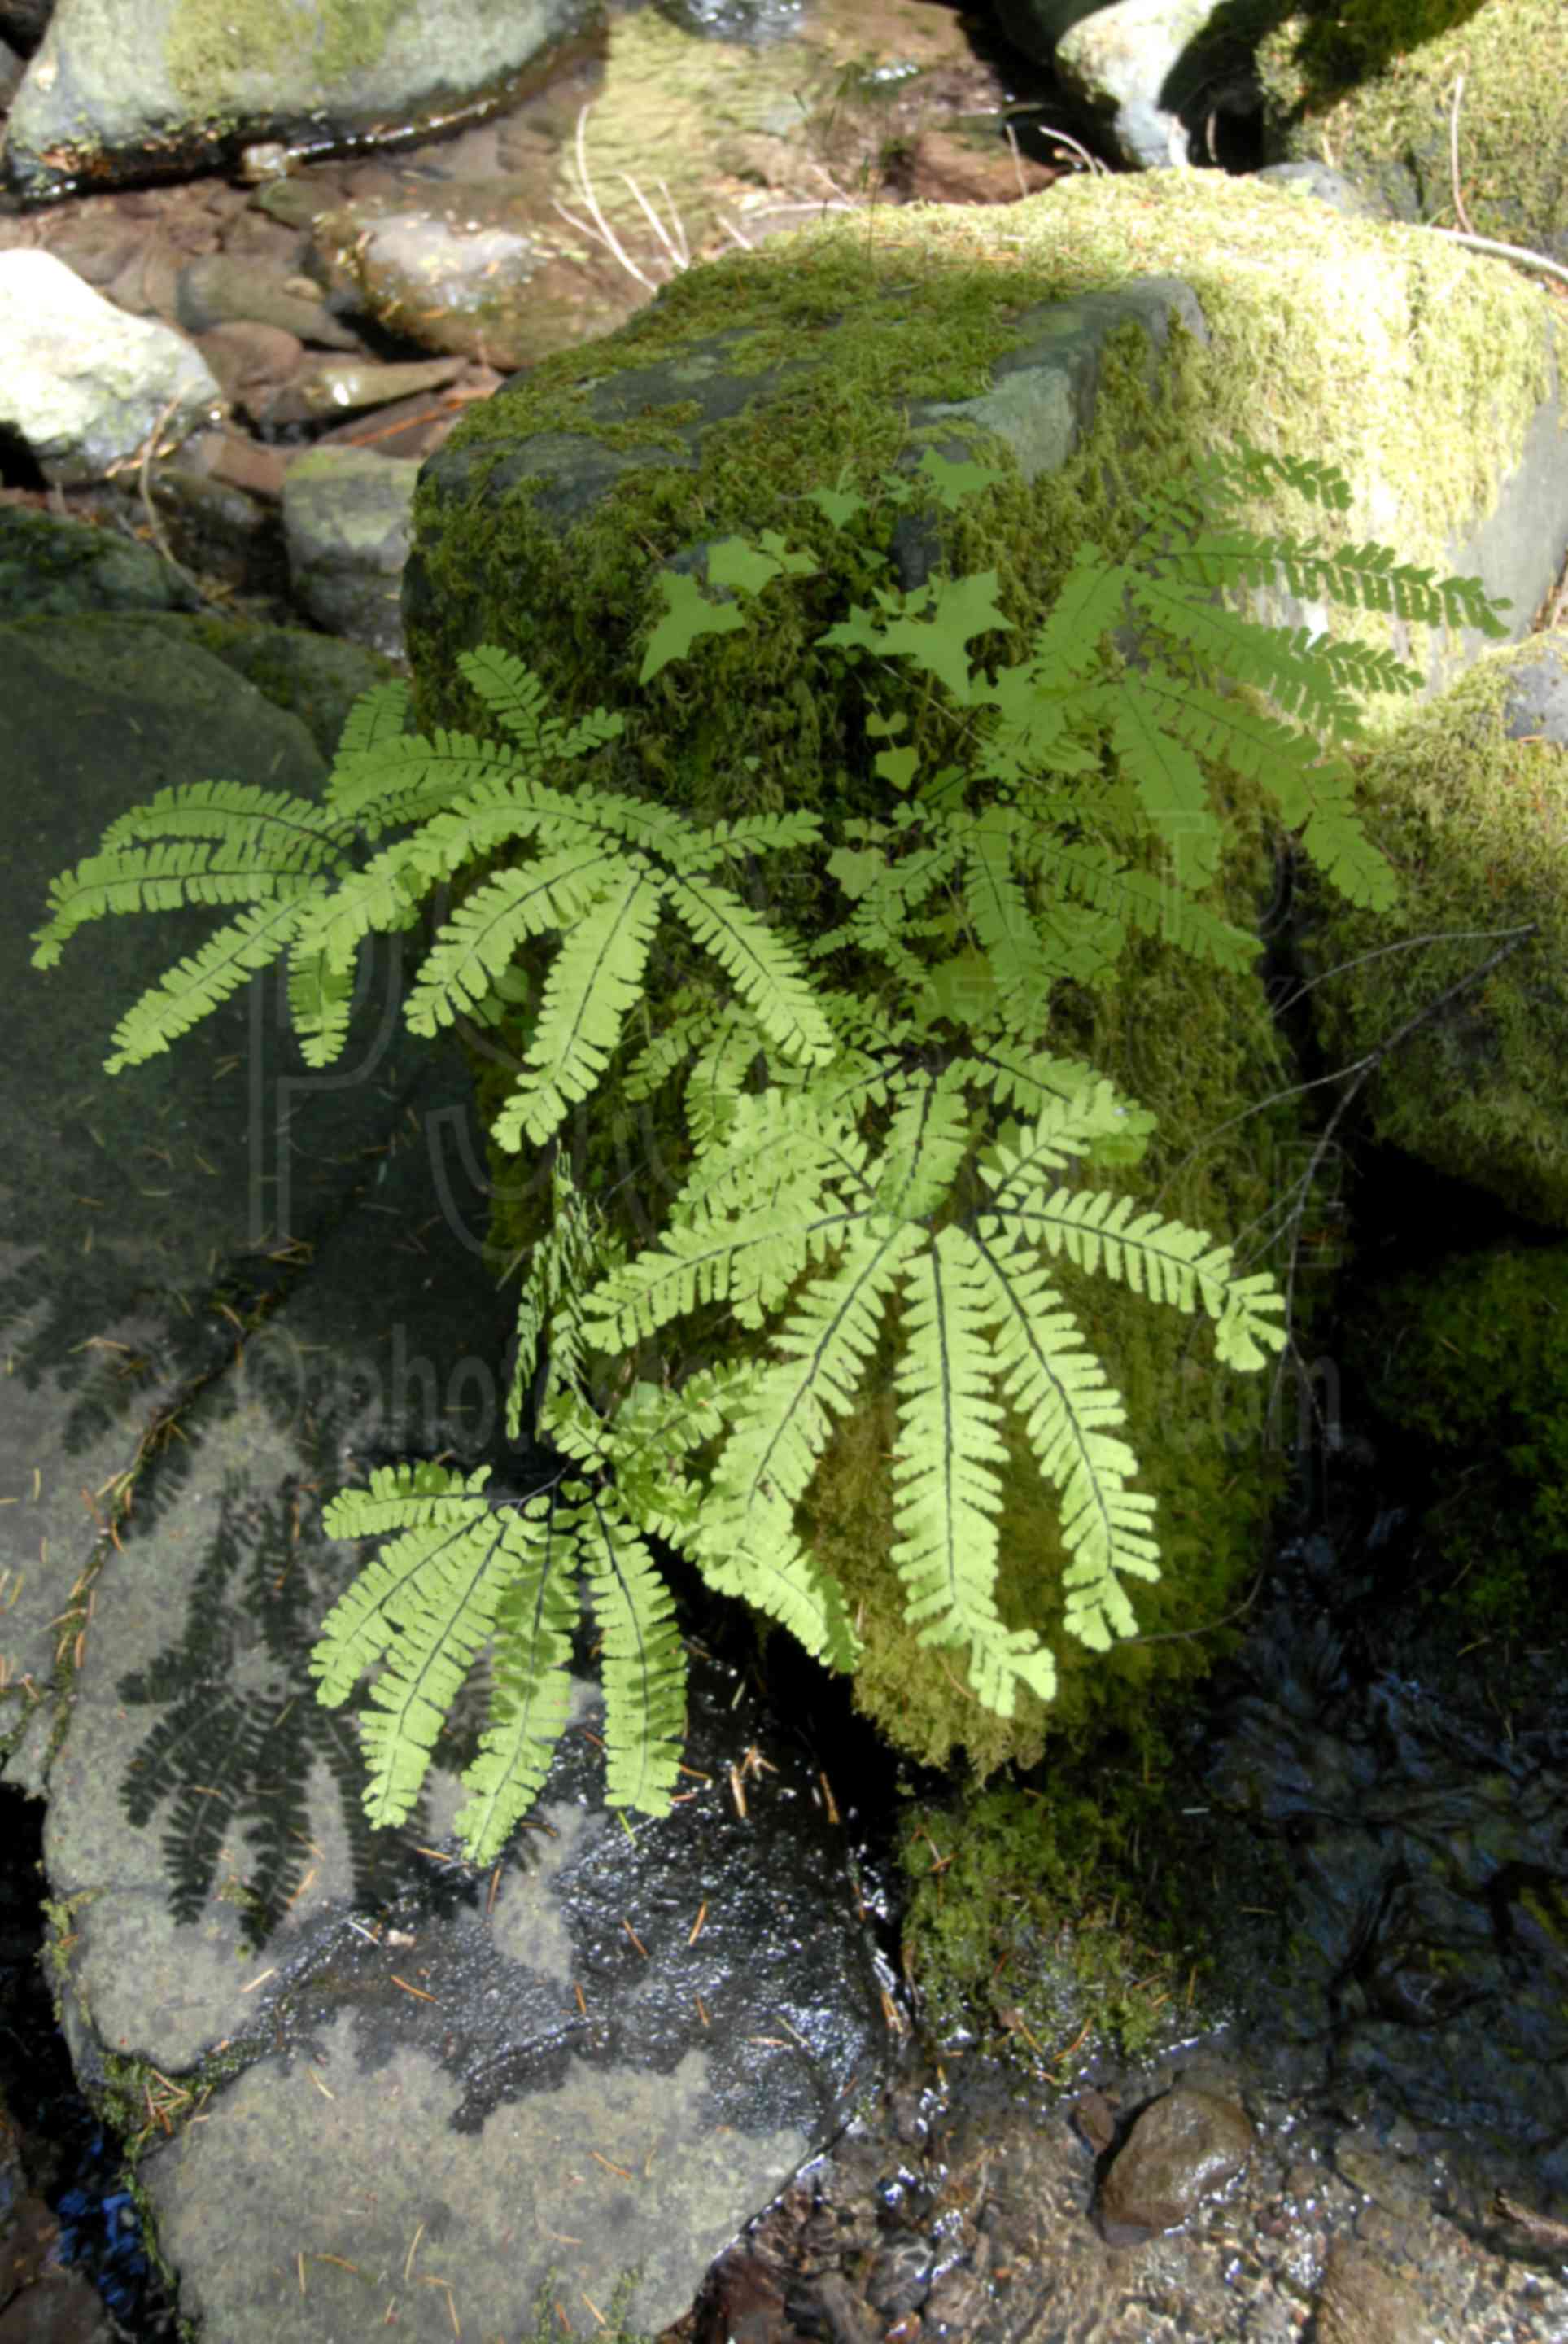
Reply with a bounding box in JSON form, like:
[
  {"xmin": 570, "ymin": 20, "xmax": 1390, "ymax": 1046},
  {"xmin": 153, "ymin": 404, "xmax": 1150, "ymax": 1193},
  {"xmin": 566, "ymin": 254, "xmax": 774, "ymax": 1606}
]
[
  {"xmin": 1256, "ymin": 0, "xmax": 1567, "ymax": 264},
  {"xmin": 1306, "ymin": 630, "xmax": 1568, "ymax": 1227},
  {"xmin": 396, "ymin": 174, "xmax": 1560, "ymax": 1778}
]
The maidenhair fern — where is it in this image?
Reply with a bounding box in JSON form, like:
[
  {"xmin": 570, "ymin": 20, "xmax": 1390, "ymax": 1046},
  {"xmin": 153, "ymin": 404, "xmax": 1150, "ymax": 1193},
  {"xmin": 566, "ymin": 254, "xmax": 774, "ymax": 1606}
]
[{"xmin": 33, "ymin": 436, "xmax": 1509, "ymax": 1862}]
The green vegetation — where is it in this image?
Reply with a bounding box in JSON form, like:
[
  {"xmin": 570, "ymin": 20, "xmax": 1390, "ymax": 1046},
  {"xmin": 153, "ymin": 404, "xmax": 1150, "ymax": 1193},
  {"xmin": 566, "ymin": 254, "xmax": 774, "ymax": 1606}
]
[
  {"xmin": 899, "ymin": 1763, "xmax": 1191, "ymax": 2066},
  {"xmin": 1352, "ymin": 1241, "xmax": 1568, "ymax": 1633},
  {"xmin": 32, "ymin": 431, "xmax": 1508, "ymax": 1863}
]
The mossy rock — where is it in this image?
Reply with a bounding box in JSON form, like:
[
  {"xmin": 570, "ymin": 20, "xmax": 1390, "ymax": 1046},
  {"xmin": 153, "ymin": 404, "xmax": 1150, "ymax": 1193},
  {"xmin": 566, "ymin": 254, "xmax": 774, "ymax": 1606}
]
[
  {"xmin": 898, "ymin": 1770, "xmax": 1190, "ymax": 2066},
  {"xmin": 1305, "ymin": 631, "xmax": 1568, "ymax": 1228},
  {"xmin": 406, "ymin": 208, "xmax": 1372, "ymax": 1779},
  {"xmin": 1348, "ymin": 1240, "xmax": 1568, "ymax": 1634},
  {"xmin": 1255, "ymin": 0, "xmax": 1568, "ymax": 264}
]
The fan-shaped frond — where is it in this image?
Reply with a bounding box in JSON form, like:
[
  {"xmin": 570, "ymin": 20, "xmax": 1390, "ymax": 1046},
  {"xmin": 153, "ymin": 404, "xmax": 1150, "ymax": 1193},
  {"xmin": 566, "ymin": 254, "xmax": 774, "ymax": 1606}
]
[{"xmin": 40, "ymin": 430, "xmax": 1496, "ymax": 1863}]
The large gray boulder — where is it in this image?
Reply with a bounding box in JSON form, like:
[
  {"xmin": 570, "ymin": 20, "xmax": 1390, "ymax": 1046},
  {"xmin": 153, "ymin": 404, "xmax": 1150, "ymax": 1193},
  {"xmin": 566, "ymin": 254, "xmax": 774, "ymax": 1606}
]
[{"xmin": 2, "ymin": 0, "xmax": 601, "ymax": 199}]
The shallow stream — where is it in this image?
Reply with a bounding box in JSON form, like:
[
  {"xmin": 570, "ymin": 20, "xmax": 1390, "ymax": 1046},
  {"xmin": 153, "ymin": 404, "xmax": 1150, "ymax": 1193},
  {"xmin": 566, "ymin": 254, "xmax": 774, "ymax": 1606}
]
[{"xmin": 6, "ymin": 1421, "xmax": 1568, "ymax": 2339}]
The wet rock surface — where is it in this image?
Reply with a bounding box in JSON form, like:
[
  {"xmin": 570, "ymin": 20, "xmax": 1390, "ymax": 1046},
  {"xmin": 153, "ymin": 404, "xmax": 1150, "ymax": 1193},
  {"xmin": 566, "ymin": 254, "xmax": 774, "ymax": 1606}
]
[
  {"xmin": 677, "ymin": 2044, "xmax": 1568, "ymax": 2344},
  {"xmin": 1095, "ymin": 2085, "xmax": 1254, "ymax": 2245}
]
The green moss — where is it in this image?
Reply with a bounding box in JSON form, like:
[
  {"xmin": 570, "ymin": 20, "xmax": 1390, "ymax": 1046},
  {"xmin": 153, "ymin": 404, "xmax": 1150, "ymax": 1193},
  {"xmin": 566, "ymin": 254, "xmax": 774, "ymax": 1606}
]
[
  {"xmin": 898, "ymin": 1770, "xmax": 1191, "ymax": 2066},
  {"xmin": 408, "ymin": 173, "xmax": 1561, "ymax": 737},
  {"xmin": 1308, "ymin": 637, "xmax": 1568, "ymax": 1226},
  {"xmin": 163, "ymin": 0, "xmax": 404, "ymax": 103},
  {"xmin": 1255, "ymin": 0, "xmax": 1568, "ymax": 262},
  {"xmin": 1349, "ymin": 1240, "xmax": 1568, "ymax": 1635}
]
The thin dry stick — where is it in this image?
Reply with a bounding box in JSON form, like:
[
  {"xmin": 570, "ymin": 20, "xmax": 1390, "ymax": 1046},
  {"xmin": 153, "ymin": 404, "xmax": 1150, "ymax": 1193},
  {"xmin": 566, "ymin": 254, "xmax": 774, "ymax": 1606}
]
[
  {"xmin": 1447, "ymin": 73, "xmax": 1478, "ymax": 238},
  {"xmin": 553, "ymin": 103, "xmax": 670, "ymax": 292},
  {"xmin": 1024, "ymin": 121, "xmax": 1110, "ymax": 176},
  {"xmin": 1427, "ymin": 225, "xmax": 1568, "ymax": 289},
  {"xmin": 1266, "ymin": 924, "xmax": 1536, "ymax": 1421},
  {"xmin": 1424, "ymin": 77, "xmax": 1567, "ymax": 288},
  {"xmin": 124, "ymin": 389, "xmax": 226, "ymax": 611}
]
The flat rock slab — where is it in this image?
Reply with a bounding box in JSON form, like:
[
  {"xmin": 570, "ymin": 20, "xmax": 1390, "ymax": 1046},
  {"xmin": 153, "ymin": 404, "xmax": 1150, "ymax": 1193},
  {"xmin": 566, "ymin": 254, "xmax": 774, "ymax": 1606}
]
[{"xmin": 2, "ymin": 609, "xmax": 889, "ymax": 2338}]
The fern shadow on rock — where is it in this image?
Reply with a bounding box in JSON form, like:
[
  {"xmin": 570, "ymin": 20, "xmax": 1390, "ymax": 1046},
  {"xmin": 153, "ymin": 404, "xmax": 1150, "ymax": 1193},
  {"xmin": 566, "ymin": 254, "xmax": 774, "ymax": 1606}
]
[{"xmin": 113, "ymin": 1451, "xmax": 475, "ymax": 1946}]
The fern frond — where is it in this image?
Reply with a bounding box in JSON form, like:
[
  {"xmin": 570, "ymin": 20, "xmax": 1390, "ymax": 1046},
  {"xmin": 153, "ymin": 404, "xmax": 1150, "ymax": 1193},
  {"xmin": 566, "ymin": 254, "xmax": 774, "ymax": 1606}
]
[
  {"xmin": 287, "ymin": 837, "xmax": 430, "ymax": 979},
  {"xmin": 622, "ymin": 985, "xmax": 729, "ymax": 1102},
  {"xmin": 952, "ymin": 1041, "xmax": 1155, "ymax": 1164},
  {"xmin": 1053, "ymin": 842, "xmax": 1259, "ymax": 973},
  {"xmin": 456, "ymin": 642, "xmax": 628, "ymax": 766},
  {"xmin": 32, "ymin": 829, "xmax": 329, "ymax": 970},
  {"xmin": 708, "ymin": 1219, "xmax": 924, "ymax": 1526},
  {"xmin": 1130, "ymin": 575, "xmax": 1367, "ymax": 735},
  {"xmin": 507, "ymin": 1152, "xmax": 626, "ymax": 1441},
  {"xmin": 489, "ymin": 872, "xmax": 664, "ymax": 1152},
  {"xmin": 960, "ymin": 807, "xmax": 1061, "ymax": 1025},
  {"xmin": 578, "ymin": 1494, "xmax": 687, "ymax": 1812},
  {"xmin": 1265, "ymin": 753, "xmax": 1399, "ymax": 911},
  {"xmin": 1104, "ymin": 687, "xmax": 1223, "ymax": 882},
  {"xmin": 323, "ymin": 731, "xmax": 547, "ymax": 829},
  {"xmin": 991, "ymin": 1179, "xmax": 1233, "ymax": 1312},
  {"xmin": 690, "ymin": 1495, "xmax": 863, "ymax": 1670},
  {"xmin": 875, "ymin": 1064, "xmax": 976, "ymax": 1220},
  {"xmin": 287, "ymin": 938, "xmax": 359, "ymax": 1066},
  {"xmin": 1214, "ymin": 1270, "xmax": 1290, "ymax": 1371},
  {"xmin": 353, "ymin": 1513, "xmax": 522, "ymax": 1833},
  {"xmin": 454, "ymin": 644, "xmax": 561, "ymax": 757},
  {"xmin": 311, "ymin": 1463, "xmax": 521, "ymax": 1832},
  {"xmin": 662, "ymin": 1087, "xmax": 819, "ymax": 1229},
  {"xmin": 680, "ymin": 808, "xmax": 827, "ymax": 867},
  {"xmin": 452, "ymin": 1499, "xmax": 582, "ymax": 1864},
  {"xmin": 663, "ymin": 869, "xmax": 839, "ymax": 1067},
  {"xmin": 102, "ymin": 893, "xmax": 317, "ymax": 1069},
  {"xmin": 404, "ymin": 853, "xmax": 624, "ymax": 1036},
  {"xmin": 97, "ymin": 779, "xmax": 354, "ymax": 866},
  {"xmin": 329, "ymin": 676, "xmax": 412, "ymax": 764},
  {"xmin": 680, "ymin": 1017, "xmax": 763, "ymax": 1153},
  {"xmin": 973, "ymin": 1083, "xmax": 1140, "ymax": 1200},
  {"xmin": 312, "ymin": 1463, "xmax": 498, "ymax": 1698},
  {"xmin": 1135, "ymin": 672, "xmax": 1400, "ymax": 910},
  {"xmin": 960, "ymin": 1225, "xmax": 1160, "ymax": 1651},
  {"xmin": 582, "ymin": 1184, "xmax": 841, "ymax": 1347},
  {"xmin": 1195, "ymin": 441, "xmax": 1352, "ymax": 514},
  {"xmin": 887, "ymin": 1225, "xmax": 1054, "ymax": 1713},
  {"xmin": 1264, "ymin": 539, "xmax": 1506, "ymax": 636},
  {"xmin": 809, "ymin": 830, "xmax": 966, "ymax": 974}
]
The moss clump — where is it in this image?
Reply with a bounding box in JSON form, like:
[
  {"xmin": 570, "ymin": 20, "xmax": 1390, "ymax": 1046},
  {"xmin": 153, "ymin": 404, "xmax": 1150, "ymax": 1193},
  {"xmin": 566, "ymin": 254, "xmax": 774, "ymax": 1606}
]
[
  {"xmin": 1306, "ymin": 634, "xmax": 1568, "ymax": 1228},
  {"xmin": 1256, "ymin": 0, "xmax": 1568, "ymax": 265},
  {"xmin": 898, "ymin": 1766, "xmax": 1194, "ymax": 2068},
  {"xmin": 1350, "ymin": 1240, "xmax": 1568, "ymax": 1636}
]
